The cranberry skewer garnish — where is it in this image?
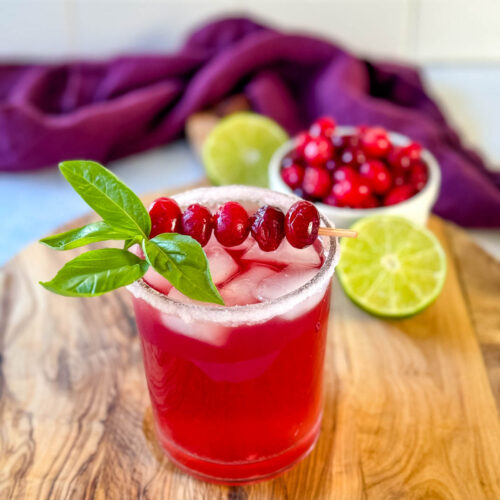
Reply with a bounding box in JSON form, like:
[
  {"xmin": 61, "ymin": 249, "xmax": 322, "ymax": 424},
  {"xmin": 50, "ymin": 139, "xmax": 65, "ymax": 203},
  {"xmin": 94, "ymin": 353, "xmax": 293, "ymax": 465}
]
[
  {"xmin": 250, "ymin": 205, "xmax": 285, "ymax": 252},
  {"xmin": 213, "ymin": 201, "xmax": 250, "ymax": 247},
  {"xmin": 148, "ymin": 197, "xmax": 356, "ymax": 254},
  {"xmin": 285, "ymin": 201, "xmax": 320, "ymax": 249},
  {"xmin": 180, "ymin": 203, "xmax": 213, "ymax": 247},
  {"xmin": 149, "ymin": 197, "xmax": 182, "ymax": 238}
]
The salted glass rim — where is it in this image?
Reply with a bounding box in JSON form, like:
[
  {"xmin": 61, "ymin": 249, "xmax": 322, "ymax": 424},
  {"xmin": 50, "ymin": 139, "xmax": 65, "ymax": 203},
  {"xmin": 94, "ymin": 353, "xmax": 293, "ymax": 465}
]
[{"xmin": 127, "ymin": 186, "xmax": 339, "ymax": 326}]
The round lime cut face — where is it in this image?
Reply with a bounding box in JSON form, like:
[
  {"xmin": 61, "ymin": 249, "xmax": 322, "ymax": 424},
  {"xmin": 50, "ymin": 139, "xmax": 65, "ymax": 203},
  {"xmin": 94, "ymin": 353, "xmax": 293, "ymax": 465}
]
[
  {"xmin": 201, "ymin": 112, "xmax": 289, "ymax": 187},
  {"xmin": 337, "ymin": 216, "xmax": 447, "ymax": 318}
]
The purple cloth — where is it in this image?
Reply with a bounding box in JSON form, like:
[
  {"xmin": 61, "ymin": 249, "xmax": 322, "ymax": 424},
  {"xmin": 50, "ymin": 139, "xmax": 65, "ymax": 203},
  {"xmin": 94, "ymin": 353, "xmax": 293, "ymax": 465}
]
[{"xmin": 1, "ymin": 18, "xmax": 499, "ymax": 227}]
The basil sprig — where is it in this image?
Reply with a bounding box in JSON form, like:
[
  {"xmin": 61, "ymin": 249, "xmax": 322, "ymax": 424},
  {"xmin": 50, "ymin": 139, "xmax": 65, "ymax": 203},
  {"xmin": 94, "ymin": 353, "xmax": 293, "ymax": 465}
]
[{"xmin": 39, "ymin": 161, "xmax": 224, "ymax": 305}]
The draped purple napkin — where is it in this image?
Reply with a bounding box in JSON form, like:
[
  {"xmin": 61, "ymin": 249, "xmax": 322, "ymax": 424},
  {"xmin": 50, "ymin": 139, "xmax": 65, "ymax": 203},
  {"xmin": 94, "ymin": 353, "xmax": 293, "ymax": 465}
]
[{"xmin": 1, "ymin": 18, "xmax": 499, "ymax": 227}]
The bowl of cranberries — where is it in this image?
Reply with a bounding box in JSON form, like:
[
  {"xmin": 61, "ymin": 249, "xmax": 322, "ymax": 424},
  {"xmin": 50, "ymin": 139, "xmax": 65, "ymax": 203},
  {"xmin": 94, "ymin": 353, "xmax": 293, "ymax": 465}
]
[{"xmin": 270, "ymin": 117, "xmax": 440, "ymax": 228}]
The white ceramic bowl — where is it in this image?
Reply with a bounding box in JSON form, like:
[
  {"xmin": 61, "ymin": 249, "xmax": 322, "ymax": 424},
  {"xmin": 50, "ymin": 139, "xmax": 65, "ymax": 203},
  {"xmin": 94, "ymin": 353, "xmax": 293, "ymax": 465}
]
[{"xmin": 269, "ymin": 126, "xmax": 441, "ymax": 228}]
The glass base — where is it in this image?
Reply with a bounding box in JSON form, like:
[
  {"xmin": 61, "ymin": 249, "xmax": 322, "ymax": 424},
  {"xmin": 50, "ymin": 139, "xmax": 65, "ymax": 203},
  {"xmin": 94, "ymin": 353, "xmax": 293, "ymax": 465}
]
[{"xmin": 156, "ymin": 417, "xmax": 322, "ymax": 485}]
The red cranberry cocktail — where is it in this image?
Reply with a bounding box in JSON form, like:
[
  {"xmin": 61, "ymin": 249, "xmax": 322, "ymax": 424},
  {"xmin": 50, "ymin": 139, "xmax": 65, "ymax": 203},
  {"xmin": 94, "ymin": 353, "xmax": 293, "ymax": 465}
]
[{"xmin": 128, "ymin": 186, "xmax": 339, "ymax": 484}]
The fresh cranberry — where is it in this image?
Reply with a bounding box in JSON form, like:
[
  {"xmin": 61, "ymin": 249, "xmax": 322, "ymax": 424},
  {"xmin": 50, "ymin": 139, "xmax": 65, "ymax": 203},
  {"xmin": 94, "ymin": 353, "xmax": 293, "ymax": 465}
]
[
  {"xmin": 285, "ymin": 201, "xmax": 320, "ymax": 249},
  {"xmin": 340, "ymin": 147, "xmax": 367, "ymax": 167},
  {"xmin": 292, "ymin": 187, "xmax": 312, "ymax": 200},
  {"xmin": 359, "ymin": 160, "xmax": 392, "ymax": 195},
  {"xmin": 250, "ymin": 205, "xmax": 285, "ymax": 252},
  {"xmin": 302, "ymin": 166, "xmax": 332, "ymax": 198},
  {"xmin": 310, "ymin": 116, "xmax": 336, "ymax": 138},
  {"xmin": 180, "ymin": 204, "xmax": 213, "ymax": 247},
  {"xmin": 332, "ymin": 134, "xmax": 360, "ymax": 150},
  {"xmin": 281, "ymin": 151, "xmax": 302, "ymax": 168},
  {"xmin": 331, "ymin": 176, "xmax": 371, "ymax": 208},
  {"xmin": 393, "ymin": 172, "xmax": 407, "ymax": 187},
  {"xmin": 332, "ymin": 165, "xmax": 358, "ymax": 183},
  {"xmin": 322, "ymin": 192, "xmax": 342, "ymax": 207},
  {"xmin": 361, "ymin": 194, "xmax": 380, "ymax": 208},
  {"xmin": 384, "ymin": 185, "xmax": 415, "ymax": 206},
  {"xmin": 390, "ymin": 142, "xmax": 422, "ymax": 170},
  {"xmin": 295, "ymin": 132, "xmax": 312, "ymax": 158},
  {"xmin": 409, "ymin": 161, "xmax": 428, "ymax": 191},
  {"xmin": 281, "ymin": 163, "xmax": 305, "ymax": 189},
  {"xmin": 325, "ymin": 158, "xmax": 340, "ymax": 172},
  {"xmin": 213, "ymin": 201, "xmax": 250, "ymax": 247},
  {"xmin": 360, "ymin": 127, "xmax": 391, "ymax": 158},
  {"xmin": 303, "ymin": 136, "xmax": 334, "ymax": 166},
  {"xmin": 331, "ymin": 134, "xmax": 346, "ymax": 150},
  {"xmin": 149, "ymin": 197, "xmax": 182, "ymax": 238}
]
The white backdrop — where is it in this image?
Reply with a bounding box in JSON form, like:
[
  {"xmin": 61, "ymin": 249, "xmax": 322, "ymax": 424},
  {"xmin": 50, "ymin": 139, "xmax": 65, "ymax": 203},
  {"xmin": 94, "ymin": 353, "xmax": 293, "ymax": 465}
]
[{"xmin": 2, "ymin": 0, "xmax": 500, "ymax": 63}]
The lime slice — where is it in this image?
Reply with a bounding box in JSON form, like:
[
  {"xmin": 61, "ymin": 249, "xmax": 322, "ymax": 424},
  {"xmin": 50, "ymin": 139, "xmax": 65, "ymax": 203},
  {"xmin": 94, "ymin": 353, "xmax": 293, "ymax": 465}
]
[
  {"xmin": 337, "ymin": 216, "xmax": 446, "ymax": 318},
  {"xmin": 202, "ymin": 112, "xmax": 288, "ymax": 187}
]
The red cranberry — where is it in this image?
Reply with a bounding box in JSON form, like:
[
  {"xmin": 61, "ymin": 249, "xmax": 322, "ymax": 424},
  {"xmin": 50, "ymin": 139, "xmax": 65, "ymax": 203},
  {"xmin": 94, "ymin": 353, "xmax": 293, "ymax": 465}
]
[
  {"xmin": 359, "ymin": 160, "xmax": 392, "ymax": 195},
  {"xmin": 292, "ymin": 187, "xmax": 312, "ymax": 200},
  {"xmin": 285, "ymin": 201, "xmax": 320, "ymax": 249},
  {"xmin": 393, "ymin": 172, "xmax": 407, "ymax": 187},
  {"xmin": 281, "ymin": 163, "xmax": 305, "ymax": 189},
  {"xmin": 213, "ymin": 201, "xmax": 250, "ymax": 247},
  {"xmin": 149, "ymin": 197, "xmax": 182, "ymax": 238},
  {"xmin": 390, "ymin": 142, "xmax": 422, "ymax": 170},
  {"xmin": 322, "ymin": 192, "xmax": 342, "ymax": 207},
  {"xmin": 360, "ymin": 127, "xmax": 391, "ymax": 158},
  {"xmin": 332, "ymin": 165, "xmax": 358, "ymax": 183},
  {"xmin": 250, "ymin": 205, "xmax": 285, "ymax": 252},
  {"xmin": 180, "ymin": 204, "xmax": 213, "ymax": 247},
  {"xmin": 295, "ymin": 132, "xmax": 312, "ymax": 158},
  {"xmin": 302, "ymin": 166, "xmax": 332, "ymax": 198},
  {"xmin": 409, "ymin": 161, "xmax": 428, "ymax": 191},
  {"xmin": 331, "ymin": 176, "xmax": 371, "ymax": 208},
  {"xmin": 332, "ymin": 134, "xmax": 360, "ymax": 150},
  {"xmin": 310, "ymin": 116, "xmax": 336, "ymax": 138},
  {"xmin": 340, "ymin": 147, "xmax": 366, "ymax": 167},
  {"xmin": 357, "ymin": 124, "xmax": 370, "ymax": 135},
  {"xmin": 303, "ymin": 136, "xmax": 334, "ymax": 166},
  {"xmin": 361, "ymin": 194, "xmax": 380, "ymax": 209},
  {"xmin": 384, "ymin": 185, "xmax": 415, "ymax": 206},
  {"xmin": 331, "ymin": 134, "xmax": 346, "ymax": 150},
  {"xmin": 326, "ymin": 158, "xmax": 340, "ymax": 172},
  {"xmin": 281, "ymin": 152, "xmax": 301, "ymax": 168}
]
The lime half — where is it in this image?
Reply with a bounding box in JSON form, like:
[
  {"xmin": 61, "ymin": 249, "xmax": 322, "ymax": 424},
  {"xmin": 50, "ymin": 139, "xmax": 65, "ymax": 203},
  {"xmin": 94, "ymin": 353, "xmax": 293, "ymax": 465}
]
[
  {"xmin": 202, "ymin": 112, "xmax": 288, "ymax": 187},
  {"xmin": 337, "ymin": 216, "xmax": 446, "ymax": 318}
]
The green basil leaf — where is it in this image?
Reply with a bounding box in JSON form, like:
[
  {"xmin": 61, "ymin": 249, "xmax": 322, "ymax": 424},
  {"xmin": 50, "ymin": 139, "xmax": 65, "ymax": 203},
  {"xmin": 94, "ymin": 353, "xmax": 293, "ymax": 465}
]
[
  {"xmin": 40, "ymin": 248, "xmax": 148, "ymax": 297},
  {"xmin": 59, "ymin": 161, "xmax": 151, "ymax": 238},
  {"xmin": 123, "ymin": 237, "xmax": 141, "ymax": 250},
  {"xmin": 40, "ymin": 221, "xmax": 130, "ymax": 250},
  {"xmin": 142, "ymin": 233, "xmax": 224, "ymax": 305}
]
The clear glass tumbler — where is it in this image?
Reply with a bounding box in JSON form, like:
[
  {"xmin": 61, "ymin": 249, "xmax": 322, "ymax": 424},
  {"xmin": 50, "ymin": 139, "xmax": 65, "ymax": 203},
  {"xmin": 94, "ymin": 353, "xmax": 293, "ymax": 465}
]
[{"xmin": 128, "ymin": 186, "xmax": 339, "ymax": 484}]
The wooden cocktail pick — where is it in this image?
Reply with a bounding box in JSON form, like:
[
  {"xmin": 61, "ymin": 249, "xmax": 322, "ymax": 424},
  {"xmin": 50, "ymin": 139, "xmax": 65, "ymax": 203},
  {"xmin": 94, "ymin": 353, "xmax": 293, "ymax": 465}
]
[{"xmin": 318, "ymin": 227, "xmax": 357, "ymax": 238}]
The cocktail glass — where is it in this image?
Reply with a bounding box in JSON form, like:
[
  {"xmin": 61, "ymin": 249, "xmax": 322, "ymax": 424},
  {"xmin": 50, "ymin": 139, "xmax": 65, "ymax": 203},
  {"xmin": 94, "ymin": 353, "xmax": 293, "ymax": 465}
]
[{"xmin": 128, "ymin": 186, "xmax": 339, "ymax": 484}]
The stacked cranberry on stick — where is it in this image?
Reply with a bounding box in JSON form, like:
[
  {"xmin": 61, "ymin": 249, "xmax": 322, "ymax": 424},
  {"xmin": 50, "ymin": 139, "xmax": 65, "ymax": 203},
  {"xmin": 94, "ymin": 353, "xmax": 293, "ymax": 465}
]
[{"xmin": 148, "ymin": 197, "xmax": 321, "ymax": 251}]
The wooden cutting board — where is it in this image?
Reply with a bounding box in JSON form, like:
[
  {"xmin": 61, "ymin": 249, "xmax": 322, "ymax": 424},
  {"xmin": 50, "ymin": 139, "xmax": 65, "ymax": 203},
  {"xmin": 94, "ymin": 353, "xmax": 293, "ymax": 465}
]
[{"xmin": 1, "ymin": 185, "xmax": 500, "ymax": 500}]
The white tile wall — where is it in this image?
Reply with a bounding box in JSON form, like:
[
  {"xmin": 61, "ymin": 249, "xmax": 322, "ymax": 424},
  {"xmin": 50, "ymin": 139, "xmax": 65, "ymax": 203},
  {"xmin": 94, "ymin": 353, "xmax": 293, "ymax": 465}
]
[
  {"xmin": 0, "ymin": 0, "xmax": 73, "ymax": 60},
  {"xmin": 416, "ymin": 0, "xmax": 500, "ymax": 63},
  {"xmin": 68, "ymin": 0, "xmax": 411, "ymax": 60},
  {"xmin": 423, "ymin": 66, "xmax": 500, "ymax": 168},
  {"xmin": 2, "ymin": 0, "xmax": 498, "ymax": 63}
]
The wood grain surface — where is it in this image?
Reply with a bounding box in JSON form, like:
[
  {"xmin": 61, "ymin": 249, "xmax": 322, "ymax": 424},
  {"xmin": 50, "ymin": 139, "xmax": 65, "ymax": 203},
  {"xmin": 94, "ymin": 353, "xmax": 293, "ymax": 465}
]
[{"xmin": 1, "ymin": 187, "xmax": 499, "ymax": 499}]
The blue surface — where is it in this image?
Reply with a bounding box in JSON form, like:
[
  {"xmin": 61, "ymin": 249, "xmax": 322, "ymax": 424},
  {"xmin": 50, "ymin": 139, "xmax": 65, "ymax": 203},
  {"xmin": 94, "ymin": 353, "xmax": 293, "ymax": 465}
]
[{"xmin": 0, "ymin": 141, "xmax": 205, "ymax": 265}]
